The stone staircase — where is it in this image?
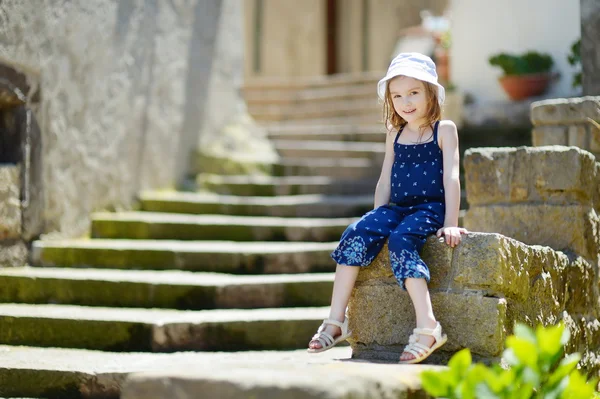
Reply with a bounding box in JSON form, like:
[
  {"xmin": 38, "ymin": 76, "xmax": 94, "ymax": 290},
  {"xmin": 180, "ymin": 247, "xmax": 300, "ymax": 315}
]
[{"xmin": 0, "ymin": 73, "xmax": 432, "ymax": 398}]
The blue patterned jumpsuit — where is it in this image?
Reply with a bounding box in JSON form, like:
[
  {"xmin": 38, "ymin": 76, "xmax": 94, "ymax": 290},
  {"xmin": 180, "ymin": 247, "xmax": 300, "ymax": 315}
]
[{"xmin": 331, "ymin": 121, "xmax": 445, "ymax": 289}]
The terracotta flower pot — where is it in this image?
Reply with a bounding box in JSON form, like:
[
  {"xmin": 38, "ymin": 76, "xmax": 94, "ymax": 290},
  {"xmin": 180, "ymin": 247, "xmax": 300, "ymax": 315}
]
[{"xmin": 498, "ymin": 73, "xmax": 553, "ymax": 101}]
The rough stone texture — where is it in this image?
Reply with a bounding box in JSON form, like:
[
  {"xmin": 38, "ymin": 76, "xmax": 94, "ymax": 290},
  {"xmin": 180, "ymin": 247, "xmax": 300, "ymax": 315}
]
[
  {"xmin": 349, "ymin": 232, "xmax": 599, "ymax": 361},
  {"xmin": 531, "ymin": 126, "xmax": 568, "ymax": 146},
  {"xmin": 581, "ymin": 0, "xmax": 600, "ymax": 96},
  {"xmin": 464, "ymin": 146, "xmax": 598, "ymax": 206},
  {"xmin": 0, "ymin": 0, "xmax": 273, "ymax": 238},
  {"xmin": 464, "ymin": 146, "xmax": 600, "ymax": 269},
  {"xmin": 0, "ymin": 239, "xmax": 27, "ymax": 267},
  {"xmin": 465, "ymin": 204, "xmax": 600, "ymax": 265},
  {"xmin": 0, "ymin": 165, "xmax": 21, "ymax": 239},
  {"xmin": 531, "ymin": 96, "xmax": 600, "ymax": 126}
]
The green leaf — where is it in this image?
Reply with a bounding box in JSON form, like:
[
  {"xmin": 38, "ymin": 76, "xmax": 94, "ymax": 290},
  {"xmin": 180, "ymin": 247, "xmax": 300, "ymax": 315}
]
[
  {"xmin": 421, "ymin": 370, "xmax": 452, "ymax": 397},
  {"xmin": 506, "ymin": 336, "xmax": 539, "ymax": 369},
  {"xmin": 560, "ymin": 371, "xmax": 597, "ymax": 399},
  {"xmin": 514, "ymin": 323, "xmax": 537, "ymax": 344},
  {"xmin": 503, "ymin": 348, "xmax": 520, "ymax": 367},
  {"xmin": 474, "ymin": 382, "xmax": 502, "ymax": 399},
  {"xmin": 521, "ymin": 367, "xmax": 541, "ymax": 386},
  {"xmin": 449, "ymin": 348, "xmax": 473, "ymax": 379},
  {"xmin": 547, "ymin": 353, "xmax": 581, "ymax": 388},
  {"xmin": 536, "ymin": 323, "xmax": 567, "ymax": 359}
]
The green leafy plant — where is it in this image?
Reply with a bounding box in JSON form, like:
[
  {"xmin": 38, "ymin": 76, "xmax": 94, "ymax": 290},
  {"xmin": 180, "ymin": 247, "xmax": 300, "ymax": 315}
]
[
  {"xmin": 567, "ymin": 39, "xmax": 582, "ymax": 89},
  {"xmin": 421, "ymin": 323, "xmax": 599, "ymax": 399},
  {"xmin": 488, "ymin": 52, "xmax": 554, "ymax": 76}
]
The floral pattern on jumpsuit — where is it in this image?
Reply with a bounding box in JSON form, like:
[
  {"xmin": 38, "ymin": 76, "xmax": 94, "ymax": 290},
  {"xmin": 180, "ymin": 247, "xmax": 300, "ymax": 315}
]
[{"xmin": 331, "ymin": 121, "xmax": 445, "ymax": 289}]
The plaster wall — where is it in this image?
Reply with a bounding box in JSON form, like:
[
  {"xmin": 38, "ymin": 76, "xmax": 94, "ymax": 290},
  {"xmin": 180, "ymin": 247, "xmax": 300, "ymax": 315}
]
[
  {"xmin": 450, "ymin": 0, "xmax": 581, "ymax": 103},
  {"xmin": 0, "ymin": 0, "xmax": 235, "ymax": 237}
]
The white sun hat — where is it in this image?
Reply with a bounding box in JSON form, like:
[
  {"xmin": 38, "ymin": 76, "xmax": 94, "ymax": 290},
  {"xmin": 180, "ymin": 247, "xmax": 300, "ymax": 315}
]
[{"xmin": 377, "ymin": 52, "xmax": 445, "ymax": 105}]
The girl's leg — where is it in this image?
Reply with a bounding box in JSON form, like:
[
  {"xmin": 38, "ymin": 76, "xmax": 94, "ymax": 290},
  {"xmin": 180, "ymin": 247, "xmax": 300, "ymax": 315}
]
[
  {"xmin": 308, "ymin": 264, "xmax": 359, "ymax": 350},
  {"xmin": 400, "ymin": 277, "xmax": 438, "ymax": 361}
]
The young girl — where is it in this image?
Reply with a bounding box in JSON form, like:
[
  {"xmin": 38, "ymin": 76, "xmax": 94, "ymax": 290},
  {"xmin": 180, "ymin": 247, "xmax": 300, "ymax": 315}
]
[{"xmin": 307, "ymin": 52, "xmax": 468, "ymax": 364}]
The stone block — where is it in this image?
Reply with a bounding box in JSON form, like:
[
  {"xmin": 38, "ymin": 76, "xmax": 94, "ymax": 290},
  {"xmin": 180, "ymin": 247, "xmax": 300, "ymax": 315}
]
[
  {"xmin": 0, "ymin": 166, "xmax": 21, "ymax": 239},
  {"xmin": 0, "ymin": 240, "xmax": 27, "ymax": 267},
  {"xmin": 568, "ymin": 125, "xmax": 590, "ymax": 148},
  {"xmin": 349, "ymin": 232, "xmax": 598, "ymax": 361},
  {"xmin": 464, "ymin": 204, "xmax": 600, "ymax": 265},
  {"xmin": 464, "ymin": 146, "xmax": 597, "ymax": 206},
  {"xmin": 348, "ymin": 288, "xmax": 508, "ymax": 359},
  {"xmin": 531, "ymin": 96, "xmax": 600, "ymax": 125},
  {"xmin": 590, "ymin": 125, "xmax": 600, "ymax": 153},
  {"xmin": 532, "ymin": 126, "xmax": 568, "ymax": 146}
]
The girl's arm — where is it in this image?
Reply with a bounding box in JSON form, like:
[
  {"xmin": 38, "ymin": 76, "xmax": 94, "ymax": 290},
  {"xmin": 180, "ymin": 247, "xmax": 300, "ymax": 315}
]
[
  {"xmin": 373, "ymin": 128, "xmax": 396, "ymax": 208},
  {"xmin": 437, "ymin": 120, "xmax": 468, "ymax": 247}
]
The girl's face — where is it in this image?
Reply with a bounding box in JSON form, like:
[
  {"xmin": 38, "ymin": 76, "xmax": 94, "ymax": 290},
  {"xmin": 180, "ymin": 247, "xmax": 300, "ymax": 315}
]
[{"xmin": 388, "ymin": 76, "xmax": 428, "ymax": 124}]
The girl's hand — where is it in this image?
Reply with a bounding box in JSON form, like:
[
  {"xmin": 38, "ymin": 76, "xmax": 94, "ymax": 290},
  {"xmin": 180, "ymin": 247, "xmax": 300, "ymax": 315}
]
[{"xmin": 436, "ymin": 226, "xmax": 468, "ymax": 248}]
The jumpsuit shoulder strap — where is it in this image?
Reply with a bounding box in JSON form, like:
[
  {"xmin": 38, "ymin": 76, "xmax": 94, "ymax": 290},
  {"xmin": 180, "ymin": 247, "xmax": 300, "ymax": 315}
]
[
  {"xmin": 394, "ymin": 124, "xmax": 405, "ymax": 145},
  {"xmin": 432, "ymin": 121, "xmax": 441, "ymax": 145}
]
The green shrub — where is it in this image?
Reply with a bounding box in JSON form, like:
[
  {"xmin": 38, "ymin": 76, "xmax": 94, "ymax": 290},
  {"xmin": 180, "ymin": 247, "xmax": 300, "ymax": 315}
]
[
  {"xmin": 421, "ymin": 323, "xmax": 599, "ymax": 399},
  {"xmin": 488, "ymin": 52, "xmax": 554, "ymax": 75},
  {"xmin": 567, "ymin": 39, "xmax": 582, "ymax": 89}
]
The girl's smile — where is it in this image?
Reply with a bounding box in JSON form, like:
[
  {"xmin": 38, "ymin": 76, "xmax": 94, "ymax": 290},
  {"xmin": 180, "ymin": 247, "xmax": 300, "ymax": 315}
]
[{"xmin": 388, "ymin": 76, "xmax": 428, "ymax": 127}]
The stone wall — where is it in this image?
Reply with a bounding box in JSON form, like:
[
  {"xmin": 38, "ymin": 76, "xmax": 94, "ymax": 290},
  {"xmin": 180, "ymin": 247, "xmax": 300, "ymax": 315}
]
[
  {"xmin": 349, "ymin": 145, "xmax": 600, "ymax": 378},
  {"xmin": 0, "ymin": 0, "xmax": 274, "ymax": 238},
  {"xmin": 463, "ymin": 146, "xmax": 600, "ymax": 269},
  {"xmin": 531, "ymin": 96, "xmax": 600, "ymax": 157}
]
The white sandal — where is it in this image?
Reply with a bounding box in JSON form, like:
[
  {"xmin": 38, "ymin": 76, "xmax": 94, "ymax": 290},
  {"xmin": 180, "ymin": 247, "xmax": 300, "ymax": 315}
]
[
  {"xmin": 398, "ymin": 321, "xmax": 448, "ymax": 364},
  {"xmin": 307, "ymin": 318, "xmax": 352, "ymax": 353}
]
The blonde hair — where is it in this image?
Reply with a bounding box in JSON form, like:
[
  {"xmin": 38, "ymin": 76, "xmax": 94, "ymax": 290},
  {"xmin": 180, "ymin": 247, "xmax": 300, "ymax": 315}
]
[{"xmin": 382, "ymin": 77, "xmax": 442, "ymax": 136}]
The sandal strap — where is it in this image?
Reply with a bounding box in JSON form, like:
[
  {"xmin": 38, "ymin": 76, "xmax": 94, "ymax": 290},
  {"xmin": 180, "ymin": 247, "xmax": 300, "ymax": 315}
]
[
  {"xmin": 413, "ymin": 322, "xmax": 443, "ymax": 341},
  {"xmin": 322, "ymin": 318, "xmax": 344, "ymax": 329},
  {"xmin": 313, "ymin": 331, "xmax": 334, "ymax": 347}
]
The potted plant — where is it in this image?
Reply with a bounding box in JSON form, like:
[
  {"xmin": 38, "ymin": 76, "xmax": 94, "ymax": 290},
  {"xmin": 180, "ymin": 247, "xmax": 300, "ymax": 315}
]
[{"xmin": 488, "ymin": 51, "xmax": 556, "ymax": 100}]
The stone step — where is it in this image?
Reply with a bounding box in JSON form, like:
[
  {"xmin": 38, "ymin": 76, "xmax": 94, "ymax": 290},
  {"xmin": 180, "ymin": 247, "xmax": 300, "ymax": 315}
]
[
  {"xmin": 122, "ymin": 354, "xmax": 431, "ymax": 399},
  {"xmin": 262, "ymin": 114, "xmax": 382, "ymax": 127},
  {"xmin": 140, "ymin": 192, "xmax": 372, "ymax": 218},
  {"xmin": 32, "ymin": 239, "xmax": 337, "ymax": 273},
  {"xmin": 0, "ymin": 346, "xmax": 432, "ymax": 399},
  {"xmin": 0, "ymin": 267, "xmax": 334, "ymax": 310},
  {"xmin": 243, "ymin": 71, "xmax": 381, "ymax": 91},
  {"xmin": 0, "ymin": 304, "xmax": 329, "ymax": 352},
  {"xmin": 250, "ymin": 99, "xmax": 380, "ymax": 122},
  {"xmin": 266, "ymin": 124, "xmax": 385, "ymax": 143},
  {"xmin": 272, "ymin": 157, "xmax": 378, "ymax": 178},
  {"xmin": 244, "ymin": 84, "xmax": 375, "ymax": 106},
  {"xmin": 196, "ymin": 174, "xmax": 376, "ymax": 196},
  {"xmin": 273, "ymin": 140, "xmax": 385, "ymax": 159},
  {"xmin": 90, "ymin": 212, "xmax": 355, "ymax": 242}
]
